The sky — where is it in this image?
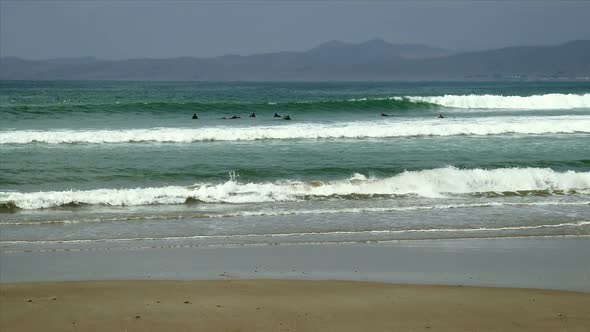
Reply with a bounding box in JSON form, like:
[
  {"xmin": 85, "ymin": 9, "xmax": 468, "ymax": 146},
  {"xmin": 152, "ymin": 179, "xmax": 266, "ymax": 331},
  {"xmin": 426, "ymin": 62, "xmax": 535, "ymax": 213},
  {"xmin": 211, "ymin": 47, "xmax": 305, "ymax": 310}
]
[{"xmin": 1, "ymin": 0, "xmax": 590, "ymax": 60}]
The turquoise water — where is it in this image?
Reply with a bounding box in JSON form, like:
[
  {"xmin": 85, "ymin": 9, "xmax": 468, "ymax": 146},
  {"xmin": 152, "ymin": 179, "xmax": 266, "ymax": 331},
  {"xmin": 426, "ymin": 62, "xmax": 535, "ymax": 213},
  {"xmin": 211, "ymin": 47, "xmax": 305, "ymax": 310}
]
[{"xmin": 1, "ymin": 81, "xmax": 589, "ymax": 251}]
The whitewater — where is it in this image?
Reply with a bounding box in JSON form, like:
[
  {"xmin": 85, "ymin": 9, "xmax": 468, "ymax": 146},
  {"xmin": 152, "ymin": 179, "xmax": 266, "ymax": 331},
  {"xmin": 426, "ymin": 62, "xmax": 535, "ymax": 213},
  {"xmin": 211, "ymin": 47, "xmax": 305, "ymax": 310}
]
[
  {"xmin": 2, "ymin": 81, "xmax": 589, "ymax": 249},
  {"xmin": 3, "ymin": 92, "xmax": 589, "ymax": 113},
  {"xmin": 2, "ymin": 167, "xmax": 589, "ymax": 209},
  {"xmin": 404, "ymin": 93, "xmax": 590, "ymax": 109},
  {"xmin": 2, "ymin": 115, "xmax": 589, "ymax": 144}
]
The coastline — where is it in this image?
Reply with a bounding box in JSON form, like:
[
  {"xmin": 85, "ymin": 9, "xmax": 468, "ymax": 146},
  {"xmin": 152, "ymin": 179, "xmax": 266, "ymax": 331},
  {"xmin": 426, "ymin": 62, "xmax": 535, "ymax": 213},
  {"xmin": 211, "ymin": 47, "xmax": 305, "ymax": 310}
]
[{"xmin": 2, "ymin": 57, "xmax": 590, "ymax": 332}]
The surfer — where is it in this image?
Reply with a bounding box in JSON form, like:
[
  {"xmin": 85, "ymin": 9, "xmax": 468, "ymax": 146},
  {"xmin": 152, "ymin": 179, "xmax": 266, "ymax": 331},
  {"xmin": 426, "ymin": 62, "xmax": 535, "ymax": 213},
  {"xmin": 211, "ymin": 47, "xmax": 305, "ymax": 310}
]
[
  {"xmin": 222, "ymin": 115, "xmax": 240, "ymax": 119},
  {"xmin": 192, "ymin": 113, "xmax": 198, "ymax": 119},
  {"xmin": 283, "ymin": 115, "xmax": 292, "ymax": 120},
  {"xmin": 249, "ymin": 113, "xmax": 256, "ymax": 118},
  {"xmin": 381, "ymin": 113, "xmax": 391, "ymax": 117},
  {"xmin": 437, "ymin": 114, "xmax": 445, "ymax": 118},
  {"xmin": 274, "ymin": 113, "xmax": 282, "ymax": 118}
]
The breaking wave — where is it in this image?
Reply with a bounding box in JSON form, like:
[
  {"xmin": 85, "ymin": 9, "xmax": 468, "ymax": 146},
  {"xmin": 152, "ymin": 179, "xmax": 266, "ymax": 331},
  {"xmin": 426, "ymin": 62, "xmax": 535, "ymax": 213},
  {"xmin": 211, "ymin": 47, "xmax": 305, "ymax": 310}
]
[
  {"xmin": 406, "ymin": 93, "xmax": 590, "ymax": 109},
  {"xmin": 3, "ymin": 93, "xmax": 589, "ymax": 116},
  {"xmin": 2, "ymin": 167, "xmax": 589, "ymax": 210},
  {"xmin": 1, "ymin": 115, "xmax": 589, "ymax": 144}
]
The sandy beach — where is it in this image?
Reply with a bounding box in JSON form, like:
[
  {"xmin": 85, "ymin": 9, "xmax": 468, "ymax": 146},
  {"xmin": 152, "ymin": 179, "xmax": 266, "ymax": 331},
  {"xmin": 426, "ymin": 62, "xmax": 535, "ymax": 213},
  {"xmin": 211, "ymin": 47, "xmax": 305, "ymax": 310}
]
[
  {"xmin": 1, "ymin": 280, "xmax": 589, "ymax": 332},
  {"xmin": 2, "ymin": 238, "xmax": 590, "ymax": 331}
]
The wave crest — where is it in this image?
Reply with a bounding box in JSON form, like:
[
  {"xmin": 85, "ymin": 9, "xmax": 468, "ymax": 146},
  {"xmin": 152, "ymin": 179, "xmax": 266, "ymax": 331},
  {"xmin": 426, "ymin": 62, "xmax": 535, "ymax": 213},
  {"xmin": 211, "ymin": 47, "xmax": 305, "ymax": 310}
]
[
  {"xmin": 4, "ymin": 93, "xmax": 589, "ymax": 115},
  {"xmin": 407, "ymin": 93, "xmax": 590, "ymax": 109},
  {"xmin": 2, "ymin": 167, "xmax": 589, "ymax": 209},
  {"xmin": 1, "ymin": 98, "xmax": 435, "ymax": 115},
  {"xmin": 1, "ymin": 116, "xmax": 589, "ymax": 144}
]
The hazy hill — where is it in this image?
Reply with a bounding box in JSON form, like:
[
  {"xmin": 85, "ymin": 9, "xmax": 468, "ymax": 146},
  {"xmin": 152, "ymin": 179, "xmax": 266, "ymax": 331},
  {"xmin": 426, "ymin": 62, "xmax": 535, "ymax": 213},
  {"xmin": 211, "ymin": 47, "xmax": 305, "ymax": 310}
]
[{"xmin": 1, "ymin": 40, "xmax": 588, "ymax": 81}]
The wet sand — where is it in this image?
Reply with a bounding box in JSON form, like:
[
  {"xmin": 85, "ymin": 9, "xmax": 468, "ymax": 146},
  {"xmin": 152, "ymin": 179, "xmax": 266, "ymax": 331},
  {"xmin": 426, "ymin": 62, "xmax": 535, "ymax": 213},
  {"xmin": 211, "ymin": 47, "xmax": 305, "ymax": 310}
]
[
  {"xmin": 2, "ymin": 280, "xmax": 589, "ymax": 332},
  {"xmin": 3, "ymin": 237, "xmax": 590, "ymax": 291},
  {"xmin": 2, "ymin": 238, "xmax": 589, "ymax": 330}
]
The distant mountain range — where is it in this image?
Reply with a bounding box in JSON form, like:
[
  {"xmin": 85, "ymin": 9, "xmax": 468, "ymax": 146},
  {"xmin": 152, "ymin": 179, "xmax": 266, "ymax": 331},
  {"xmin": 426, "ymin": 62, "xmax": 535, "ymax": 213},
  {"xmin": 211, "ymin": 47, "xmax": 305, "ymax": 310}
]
[{"xmin": 1, "ymin": 39, "xmax": 589, "ymax": 81}]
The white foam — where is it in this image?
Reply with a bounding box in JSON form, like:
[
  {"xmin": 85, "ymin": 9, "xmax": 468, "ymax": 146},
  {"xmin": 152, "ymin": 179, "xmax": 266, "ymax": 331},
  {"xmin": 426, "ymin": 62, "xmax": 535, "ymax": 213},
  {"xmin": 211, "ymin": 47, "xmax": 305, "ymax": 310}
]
[
  {"xmin": 4, "ymin": 201, "xmax": 589, "ymax": 226},
  {"xmin": 3, "ymin": 201, "xmax": 588, "ymax": 225},
  {"xmin": 3, "ymin": 221, "xmax": 589, "ymax": 246},
  {"xmin": 405, "ymin": 93, "xmax": 590, "ymax": 109},
  {"xmin": 232, "ymin": 202, "xmax": 590, "ymax": 218},
  {"xmin": 1, "ymin": 115, "xmax": 589, "ymax": 144},
  {"xmin": 2, "ymin": 167, "xmax": 589, "ymax": 209}
]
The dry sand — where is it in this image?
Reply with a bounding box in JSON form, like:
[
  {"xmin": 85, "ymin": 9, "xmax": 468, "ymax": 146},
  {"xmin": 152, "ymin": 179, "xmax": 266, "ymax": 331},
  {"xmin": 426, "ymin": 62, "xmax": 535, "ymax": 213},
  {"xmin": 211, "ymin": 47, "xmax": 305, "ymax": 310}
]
[{"xmin": 1, "ymin": 280, "xmax": 589, "ymax": 332}]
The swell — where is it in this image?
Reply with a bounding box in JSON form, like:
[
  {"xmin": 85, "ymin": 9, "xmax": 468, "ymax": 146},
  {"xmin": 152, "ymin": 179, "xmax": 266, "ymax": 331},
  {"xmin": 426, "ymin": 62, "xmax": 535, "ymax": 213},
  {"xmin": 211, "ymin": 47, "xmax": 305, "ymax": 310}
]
[
  {"xmin": 0, "ymin": 98, "xmax": 436, "ymax": 115},
  {"xmin": 2, "ymin": 160, "xmax": 590, "ymax": 187},
  {"xmin": 2, "ymin": 93, "xmax": 589, "ymax": 116},
  {"xmin": 2, "ymin": 167, "xmax": 589, "ymax": 210},
  {"xmin": 2, "ymin": 115, "xmax": 589, "ymax": 144}
]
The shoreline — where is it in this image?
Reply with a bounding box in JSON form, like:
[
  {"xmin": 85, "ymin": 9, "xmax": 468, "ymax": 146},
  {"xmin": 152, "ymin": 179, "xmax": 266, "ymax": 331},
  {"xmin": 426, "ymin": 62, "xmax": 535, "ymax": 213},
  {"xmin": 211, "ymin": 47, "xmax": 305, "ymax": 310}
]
[
  {"xmin": 2, "ymin": 280, "xmax": 589, "ymax": 332},
  {"xmin": 2, "ymin": 237, "xmax": 590, "ymax": 291},
  {"xmin": 3, "ymin": 231, "xmax": 590, "ymax": 331}
]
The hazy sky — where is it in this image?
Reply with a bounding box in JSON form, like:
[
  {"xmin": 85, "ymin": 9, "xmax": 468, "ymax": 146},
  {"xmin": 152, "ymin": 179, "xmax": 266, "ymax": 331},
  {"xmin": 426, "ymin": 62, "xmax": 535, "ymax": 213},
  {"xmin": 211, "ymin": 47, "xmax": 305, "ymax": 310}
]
[{"xmin": 2, "ymin": 1, "xmax": 590, "ymax": 59}]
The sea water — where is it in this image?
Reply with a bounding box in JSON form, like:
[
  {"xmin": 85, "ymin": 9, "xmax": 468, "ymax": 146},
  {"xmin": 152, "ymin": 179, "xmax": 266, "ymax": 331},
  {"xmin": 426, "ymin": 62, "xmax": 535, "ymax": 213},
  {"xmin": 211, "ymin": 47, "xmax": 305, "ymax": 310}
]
[{"xmin": 1, "ymin": 81, "xmax": 589, "ymax": 252}]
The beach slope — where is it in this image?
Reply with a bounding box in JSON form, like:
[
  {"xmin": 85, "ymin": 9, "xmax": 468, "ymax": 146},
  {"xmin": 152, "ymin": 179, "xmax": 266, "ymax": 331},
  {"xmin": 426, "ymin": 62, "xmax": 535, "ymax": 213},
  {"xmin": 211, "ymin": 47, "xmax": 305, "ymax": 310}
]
[{"xmin": 2, "ymin": 280, "xmax": 589, "ymax": 332}]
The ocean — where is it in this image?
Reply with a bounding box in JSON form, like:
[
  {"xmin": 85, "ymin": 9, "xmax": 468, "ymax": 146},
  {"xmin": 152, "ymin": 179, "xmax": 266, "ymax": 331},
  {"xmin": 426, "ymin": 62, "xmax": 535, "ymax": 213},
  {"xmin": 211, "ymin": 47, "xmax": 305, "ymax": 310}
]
[{"xmin": 1, "ymin": 81, "xmax": 589, "ymax": 253}]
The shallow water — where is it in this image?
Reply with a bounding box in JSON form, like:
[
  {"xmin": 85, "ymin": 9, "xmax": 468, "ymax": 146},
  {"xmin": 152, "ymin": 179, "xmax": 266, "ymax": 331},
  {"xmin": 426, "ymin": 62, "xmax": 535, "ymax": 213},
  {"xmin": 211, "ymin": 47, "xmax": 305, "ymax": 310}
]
[{"xmin": 1, "ymin": 81, "xmax": 589, "ymax": 251}]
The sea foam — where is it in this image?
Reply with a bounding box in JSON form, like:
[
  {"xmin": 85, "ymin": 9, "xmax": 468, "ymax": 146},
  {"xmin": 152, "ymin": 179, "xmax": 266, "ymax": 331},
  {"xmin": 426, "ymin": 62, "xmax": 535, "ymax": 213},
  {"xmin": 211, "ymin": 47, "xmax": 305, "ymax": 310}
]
[
  {"xmin": 2, "ymin": 167, "xmax": 589, "ymax": 209},
  {"xmin": 405, "ymin": 93, "xmax": 590, "ymax": 109},
  {"xmin": 1, "ymin": 115, "xmax": 588, "ymax": 144}
]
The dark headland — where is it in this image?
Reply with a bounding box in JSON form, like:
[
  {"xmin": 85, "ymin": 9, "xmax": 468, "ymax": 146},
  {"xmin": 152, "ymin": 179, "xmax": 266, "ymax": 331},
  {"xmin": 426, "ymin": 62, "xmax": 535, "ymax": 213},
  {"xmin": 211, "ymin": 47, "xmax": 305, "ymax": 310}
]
[{"xmin": 1, "ymin": 39, "xmax": 589, "ymax": 81}]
